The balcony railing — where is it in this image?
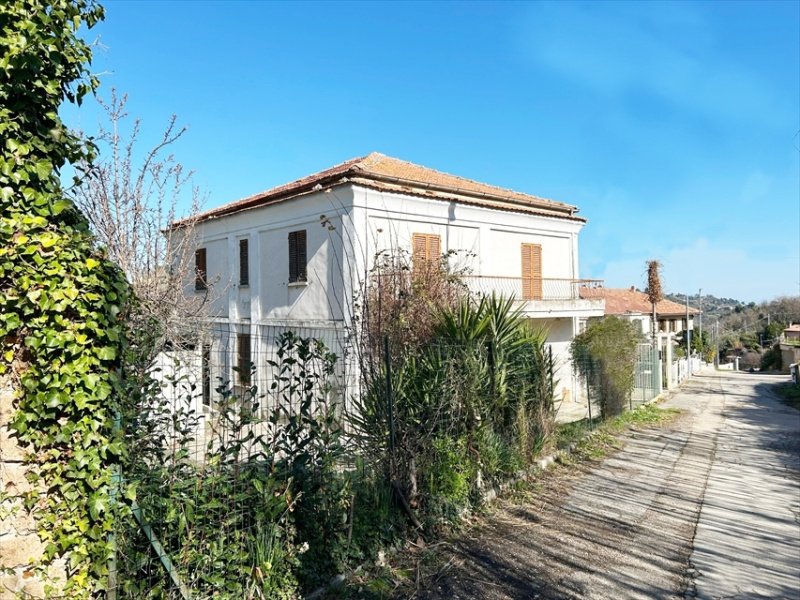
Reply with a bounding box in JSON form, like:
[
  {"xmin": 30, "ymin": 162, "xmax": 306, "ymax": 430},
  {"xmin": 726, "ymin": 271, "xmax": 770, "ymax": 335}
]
[
  {"xmin": 370, "ymin": 270, "xmax": 603, "ymax": 302},
  {"xmin": 460, "ymin": 276, "xmax": 604, "ymax": 301}
]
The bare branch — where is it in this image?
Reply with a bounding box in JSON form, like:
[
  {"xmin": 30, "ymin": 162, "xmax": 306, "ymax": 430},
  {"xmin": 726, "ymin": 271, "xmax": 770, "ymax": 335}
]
[{"xmin": 69, "ymin": 91, "xmax": 207, "ymax": 353}]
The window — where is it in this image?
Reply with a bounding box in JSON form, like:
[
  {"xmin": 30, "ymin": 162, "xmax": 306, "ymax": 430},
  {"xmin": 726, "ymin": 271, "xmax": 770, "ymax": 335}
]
[
  {"xmin": 521, "ymin": 243, "xmax": 542, "ymax": 300},
  {"xmin": 239, "ymin": 238, "xmax": 249, "ymax": 286},
  {"xmin": 288, "ymin": 230, "xmax": 307, "ymax": 283},
  {"xmin": 195, "ymin": 248, "xmax": 207, "ymax": 291},
  {"xmin": 236, "ymin": 333, "xmax": 251, "ymax": 386},
  {"xmin": 412, "ymin": 233, "xmax": 441, "ymax": 265},
  {"xmin": 201, "ymin": 343, "xmax": 211, "ymax": 407}
]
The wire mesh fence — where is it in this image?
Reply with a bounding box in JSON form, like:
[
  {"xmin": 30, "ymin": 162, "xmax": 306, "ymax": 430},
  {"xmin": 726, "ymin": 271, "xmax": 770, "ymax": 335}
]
[{"xmin": 571, "ymin": 343, "xmax": 662, "ymax": 425}]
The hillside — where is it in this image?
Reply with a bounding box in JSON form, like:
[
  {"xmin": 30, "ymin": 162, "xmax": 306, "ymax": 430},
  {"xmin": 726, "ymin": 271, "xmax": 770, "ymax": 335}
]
[{"xmin": 664, "ymin": 292, "xmax": 748, "ymax": 321}]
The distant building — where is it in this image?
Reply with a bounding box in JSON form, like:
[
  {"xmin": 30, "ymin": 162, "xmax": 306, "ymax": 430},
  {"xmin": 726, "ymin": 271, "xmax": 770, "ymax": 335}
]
[{"xmin": 579, "ymin": 286, "xmax": 699, "ymax": 337}]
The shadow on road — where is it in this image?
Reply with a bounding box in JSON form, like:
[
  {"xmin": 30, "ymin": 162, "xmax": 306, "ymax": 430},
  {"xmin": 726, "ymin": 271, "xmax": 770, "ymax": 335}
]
[{"xmin": 408, "ymin": 373, "xmax": 800, "ymax": 600}]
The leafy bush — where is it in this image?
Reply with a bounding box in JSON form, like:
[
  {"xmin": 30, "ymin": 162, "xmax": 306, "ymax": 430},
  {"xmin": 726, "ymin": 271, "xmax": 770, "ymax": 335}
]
[
  {"xmin": 571, "ymin": 317, "xmax": 643, "ymax": 418},
  {"xmin": 351, "ymin": 293, "xmax": 554, "ymax": 534},
  {"xmin": 760, "ymin": 344, "xmax": 782, "ymax": 371}
]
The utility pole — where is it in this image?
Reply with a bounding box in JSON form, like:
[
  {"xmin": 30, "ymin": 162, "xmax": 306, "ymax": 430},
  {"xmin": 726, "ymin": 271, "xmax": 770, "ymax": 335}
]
[
  {"xmin": 698, "ymin": 288, "xmax": 703, "ymax": 345},
  {"xmin": 686, "ymin": 294, "xmax": 692, "ymax": 375}
]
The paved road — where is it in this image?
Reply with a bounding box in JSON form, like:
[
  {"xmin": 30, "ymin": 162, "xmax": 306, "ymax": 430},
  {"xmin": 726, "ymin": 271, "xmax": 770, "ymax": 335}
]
[
  {"xmin": 413, "ymin": 370, "xmax": 800, "ymax": 600},
  {"xmin": 680, "ymin": 372, "xmax": 800, "ymax": 599}
]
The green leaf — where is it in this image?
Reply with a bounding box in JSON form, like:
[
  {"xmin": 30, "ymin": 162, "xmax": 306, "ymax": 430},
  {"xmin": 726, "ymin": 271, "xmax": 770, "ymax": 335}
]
[{"xmin": 96, "ymin": 347, "xmax": 116, "ymax": 361}]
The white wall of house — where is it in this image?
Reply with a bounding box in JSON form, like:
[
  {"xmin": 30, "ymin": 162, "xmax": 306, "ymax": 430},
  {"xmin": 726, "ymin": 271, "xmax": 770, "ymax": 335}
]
[
  {"xmin": 349, "ymin": 186, "xmax": 582, "ymax": 282},
  {"xmin": 184, "ymin": 189, "xmax": 352, "ymax": 326}
]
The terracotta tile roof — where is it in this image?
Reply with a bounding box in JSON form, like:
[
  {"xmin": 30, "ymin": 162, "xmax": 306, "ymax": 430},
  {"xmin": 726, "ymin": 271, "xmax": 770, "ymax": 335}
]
[
  {"xmin": 579, "ymin": 286, "xmax": 699, "ymax": 317},
  {"xmin": 174, "ymin": 152, "xmax": 584, "ymax": 227},
  {"xmin": 785, "ymin": 324, "xmax": 800, "ymax": 332}
]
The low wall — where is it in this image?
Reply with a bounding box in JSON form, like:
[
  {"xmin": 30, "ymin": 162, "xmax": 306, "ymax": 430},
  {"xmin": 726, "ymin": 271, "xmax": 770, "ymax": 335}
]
[{"xmin": 0, "ymin": 376, "xmax": 67, "ymax": 598}]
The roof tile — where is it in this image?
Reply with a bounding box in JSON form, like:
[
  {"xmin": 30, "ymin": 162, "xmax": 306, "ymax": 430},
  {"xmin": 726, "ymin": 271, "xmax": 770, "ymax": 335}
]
[
  {"xmin": 177, "ymin": 152, "xmax": 583, "ymax": 226},
  {"xmin": 580, "ymin": 287, "xmax": 700, "ymax": 317}
]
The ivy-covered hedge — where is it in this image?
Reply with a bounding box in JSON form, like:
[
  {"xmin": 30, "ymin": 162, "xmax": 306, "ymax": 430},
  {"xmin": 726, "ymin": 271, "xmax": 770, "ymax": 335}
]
[{"xmin": 1, "ymin": 1, "xmax": 131, "ymax": 595}]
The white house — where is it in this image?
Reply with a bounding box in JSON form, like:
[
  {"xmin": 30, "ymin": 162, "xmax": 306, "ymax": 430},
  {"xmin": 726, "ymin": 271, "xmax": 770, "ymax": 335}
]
[{"xmin": 170, "ymin": 152, "xmax": 604, "ymax": 415}]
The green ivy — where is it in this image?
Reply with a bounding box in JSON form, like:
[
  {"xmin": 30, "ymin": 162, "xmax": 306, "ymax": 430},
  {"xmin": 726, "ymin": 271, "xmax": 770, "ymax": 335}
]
[{"xmin": 0, "ymin": 1, "xmax": 131, "ymax": 596}]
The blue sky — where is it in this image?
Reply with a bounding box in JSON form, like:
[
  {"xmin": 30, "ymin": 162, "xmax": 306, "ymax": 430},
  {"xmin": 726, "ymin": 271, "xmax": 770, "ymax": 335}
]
[{"xmin": 63, "ymin": 1, "xmax": 800, "ymax": 303}]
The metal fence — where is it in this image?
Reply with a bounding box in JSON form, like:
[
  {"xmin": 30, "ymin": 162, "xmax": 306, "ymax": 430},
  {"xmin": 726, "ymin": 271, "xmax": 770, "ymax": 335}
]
[
  {"xmin": 569, "ymin": 343, "xmax": 662, "ymax": 423},
  {"xmin": 114, "ymin": 321, "xmax": 558, "ymax": 598},
  {"xmin": 113, "ymin": 324, "xmax": 665, "ymax": 597}
]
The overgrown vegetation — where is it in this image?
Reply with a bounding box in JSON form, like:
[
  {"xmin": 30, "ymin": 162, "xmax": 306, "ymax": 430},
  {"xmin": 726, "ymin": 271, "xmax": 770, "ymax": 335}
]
[
  {"xmin": 0, "ymin": 1, "xmax": 134, "ymax": 594},
  {"xmin": 571, "ymin": 316, "xmax": 643, "ymax": 418},
  {"xmin": 352, "ymin": 250, "xmax": 555, "ymax": 537},
  {"xmin": 774, "ymin": 382, "xmax": 800, "ymax": 411},
  {"xmin": 116, "ymin": 332, "xmax": 399, "ymax": 597}
]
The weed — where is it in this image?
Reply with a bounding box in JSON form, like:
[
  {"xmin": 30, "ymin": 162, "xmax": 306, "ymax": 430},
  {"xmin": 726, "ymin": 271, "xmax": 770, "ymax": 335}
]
[{"xmin": 774, "ymin": 382, "xmax": 800, "ymax": 411}]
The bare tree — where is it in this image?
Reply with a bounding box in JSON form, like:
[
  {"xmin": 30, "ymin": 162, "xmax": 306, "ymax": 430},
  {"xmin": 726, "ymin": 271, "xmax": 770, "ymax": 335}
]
[{"xmin": 70, "ymin": 91, "xmax": 206, "ymax": 349}]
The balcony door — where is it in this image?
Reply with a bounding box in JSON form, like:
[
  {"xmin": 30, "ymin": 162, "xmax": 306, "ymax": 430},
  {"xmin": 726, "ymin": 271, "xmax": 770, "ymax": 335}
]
[{"xmin": 521, "ymin": 243, "xmax": 542, "ymax": 300}]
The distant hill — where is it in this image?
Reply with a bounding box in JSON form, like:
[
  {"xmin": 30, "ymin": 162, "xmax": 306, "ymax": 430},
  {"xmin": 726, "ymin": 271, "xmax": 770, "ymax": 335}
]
[{"xmin": 664, "ymin": 293, "xmax": 748, "ymax": 320}]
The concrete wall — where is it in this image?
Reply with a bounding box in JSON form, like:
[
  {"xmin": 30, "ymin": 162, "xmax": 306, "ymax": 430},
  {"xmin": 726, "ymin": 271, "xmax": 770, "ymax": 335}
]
[
  {"xmin": 0, "ymin": 376, "xmax": 67, "ymax": 598},
  {"xmin": 780, "ymin": 343, "xmax": 800, "ymax": 373}
]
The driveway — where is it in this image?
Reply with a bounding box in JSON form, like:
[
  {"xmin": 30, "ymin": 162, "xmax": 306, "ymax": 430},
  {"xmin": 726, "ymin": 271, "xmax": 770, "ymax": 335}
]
[{"xmin": 410, "ymin": 370, "xmax": 800, "ymax": 600}]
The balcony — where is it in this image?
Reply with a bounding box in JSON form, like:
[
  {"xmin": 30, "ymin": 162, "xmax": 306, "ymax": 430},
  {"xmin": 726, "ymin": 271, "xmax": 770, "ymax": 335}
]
[
  {"xmin": 370, "ymin": 271, "xmax": 605, "ymax": 319},
  {"xmin": 460, "ymin": 276, "xmax": 603, "ymax": 301},
  {"xmin": 460, "ymin": 276, "xmax": 605, "ymax": 318}
]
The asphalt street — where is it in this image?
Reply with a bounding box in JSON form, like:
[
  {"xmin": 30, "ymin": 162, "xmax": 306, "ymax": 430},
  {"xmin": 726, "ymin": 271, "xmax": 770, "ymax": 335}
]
[{"xmin": 412, "ymin": 370, "xmax": 800, "ymax": 600}]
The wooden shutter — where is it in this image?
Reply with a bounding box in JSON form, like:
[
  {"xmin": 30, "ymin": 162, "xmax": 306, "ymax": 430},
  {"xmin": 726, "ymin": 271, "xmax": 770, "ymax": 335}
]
[
  {"xmin": 239, "ymin": 238, "xmax": 249, "ymax": 286},
  {"xmin": 195, "ymin": 248, "xmax": 207, "ymax": 290},
  {"xmin": 521, "ymin": 243, "xmax": 542, "ymax": 300},
  {"xmin": 428, "ymin": 235, "xmax": 441, "ymax": 260},
  {"xmin": 412, "ymin": 233, "xmax": 441, "ymax": 265},
  {"xmin": 237, "ymin": 333, "xmax": 251, "ymax": 385},
  {"xmin": 288, "ymin": 230, "xmax": 307, "ymax": 282},
  {"xmin": 412, "ymin": 233, "xmax": 427, "ymax": 263}
]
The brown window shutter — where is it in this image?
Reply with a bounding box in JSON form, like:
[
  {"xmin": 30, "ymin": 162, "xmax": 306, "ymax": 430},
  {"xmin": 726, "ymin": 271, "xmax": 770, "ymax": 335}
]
[
  {"xmin": 237, "ymin": 333, "xmax": 251, "ymax": 385},
  {"xmin": 521, "ymin": 243, "xmax": 542, "ymax": 300},
  {"xmin": 412, "ymin": 233, "xmax": 441, "ymax": 266},
  {"xmin": 195, "ymin": 248, "xmax": 207, "ymax": 290},
  {"xmin": 428, "ymin": 234, "xmax": 441, "ymax": 261},
  {"xmin": 289, "ymin": 230, "xmax": 307, "ymax": 282},
  {"xmin": 239, "ymin": 239, "xmax": 249, "ymax": 286},
  {"xmin": 412, "ymin": 233, "xmax": 427, "ymax": 264}
]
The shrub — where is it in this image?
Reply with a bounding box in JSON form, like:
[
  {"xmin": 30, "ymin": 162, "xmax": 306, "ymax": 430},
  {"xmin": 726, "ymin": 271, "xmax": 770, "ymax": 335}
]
[{"xmin": 571, "ymin": 317, "xmax": 643, "ymax": 418}]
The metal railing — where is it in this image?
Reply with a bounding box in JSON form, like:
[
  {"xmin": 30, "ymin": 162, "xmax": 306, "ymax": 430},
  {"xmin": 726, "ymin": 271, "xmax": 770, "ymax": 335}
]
[{"xmin": 460, "ymin": 276, "xmax": 604, "ymax": 301}]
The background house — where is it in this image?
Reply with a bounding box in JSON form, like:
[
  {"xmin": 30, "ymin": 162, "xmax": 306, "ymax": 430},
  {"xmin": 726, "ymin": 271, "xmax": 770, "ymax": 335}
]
[
  {"xmin": 579, "ymin": 285, "xmax": 700, "ymax": 388},
  {"xmin": 780, "ymin": 324, "xmax": 800, "ymax": 373},
  {"xmin": 169, "ymin": 152, "xmax": 605, "ymax": 416}
]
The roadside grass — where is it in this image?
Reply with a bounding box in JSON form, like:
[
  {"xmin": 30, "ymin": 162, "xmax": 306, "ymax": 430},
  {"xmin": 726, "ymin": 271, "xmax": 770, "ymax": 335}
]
[
  {"xmin": 332, "ymin": 402, "xmax": 683, "ymax": 599},
  {"xmin": 562, "ymin": 403, "xmax": 682, "ymax": 464},
  {"xmin": 774, "ymin": 382, "xmax": 800, "ymax": 411}
]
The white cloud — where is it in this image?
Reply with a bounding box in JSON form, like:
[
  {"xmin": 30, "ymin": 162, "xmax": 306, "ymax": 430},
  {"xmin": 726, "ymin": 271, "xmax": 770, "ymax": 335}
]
[{"xmin": 598, "ymin": 239, "xmax": 799, "ymax": 302}]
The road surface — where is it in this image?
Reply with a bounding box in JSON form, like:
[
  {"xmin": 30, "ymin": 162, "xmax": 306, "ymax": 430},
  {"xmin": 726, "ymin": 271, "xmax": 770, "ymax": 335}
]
[{"xmin": 412, "ymin": 370, "xmax": 800, "ymax": 600}]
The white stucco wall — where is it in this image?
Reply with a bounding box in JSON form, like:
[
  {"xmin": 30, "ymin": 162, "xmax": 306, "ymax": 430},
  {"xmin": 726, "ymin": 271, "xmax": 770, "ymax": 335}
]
[{"xmin": 183, "ymin": 189, "xmax": 352, "ymax": 326}]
